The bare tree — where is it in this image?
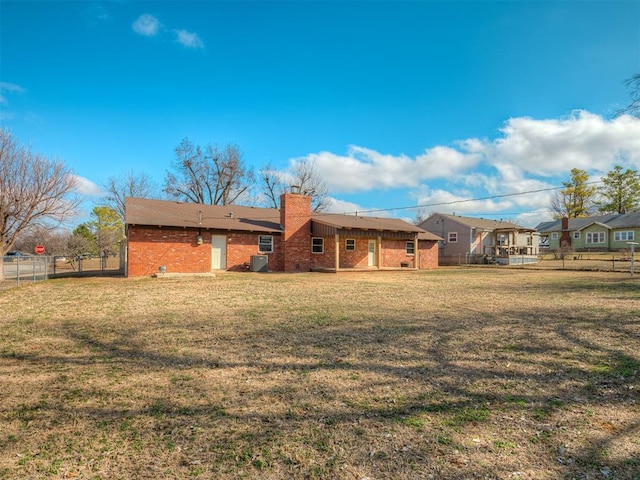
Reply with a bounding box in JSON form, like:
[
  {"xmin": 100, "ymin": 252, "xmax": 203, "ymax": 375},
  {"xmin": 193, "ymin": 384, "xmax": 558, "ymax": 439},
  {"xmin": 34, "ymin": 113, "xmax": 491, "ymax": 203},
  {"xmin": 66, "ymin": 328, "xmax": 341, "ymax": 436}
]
[
  {"xmin": 259, "ymin": 158, "xmax": 329, "ymax": 212},
  {"xmin": 414, "ymin": 209, "xmax": 429, "ymax": 226},
  {"xmin": 259, "ymin": 162, "xmax": 287, "ymax": 209},
  {"xmin": 65, "ymin": 229, "xmax": 95, "ymax": 270},
  {"xmin": 292, "ymin": 158, "xmax": 329, "ymax": 212},
  {"xmin": 619, "ymin": 73, "xmax": 640, "ymax": 118},
  {"xmin": 0, "ymin": 129, "xmax": 82, "ymax": 279},
  {"xmin": 102, "ymin": 170, "xmax": 158, "ymax": 222},
  {"xmin": 13, "ymin": 224, "xmax": 69, "ymax": 256},
  {"xmin": 164, "ymin": 138, "xmax": 254, "ymax": 205}
]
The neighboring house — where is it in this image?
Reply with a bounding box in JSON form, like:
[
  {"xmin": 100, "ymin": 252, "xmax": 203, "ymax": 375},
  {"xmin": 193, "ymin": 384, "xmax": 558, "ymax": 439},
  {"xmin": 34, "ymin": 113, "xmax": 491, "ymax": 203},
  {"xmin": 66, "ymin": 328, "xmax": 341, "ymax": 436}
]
[
  {"xmin": 124, "ymin": 193, "xmax": 442, "ymax": 277},
  {"xmin": 535, "ymin": 212, "xmax": 640, "ymax": 252},
  {"xmin": 418, "ymin": 213, "xmax": 539, "ymax": 265}
]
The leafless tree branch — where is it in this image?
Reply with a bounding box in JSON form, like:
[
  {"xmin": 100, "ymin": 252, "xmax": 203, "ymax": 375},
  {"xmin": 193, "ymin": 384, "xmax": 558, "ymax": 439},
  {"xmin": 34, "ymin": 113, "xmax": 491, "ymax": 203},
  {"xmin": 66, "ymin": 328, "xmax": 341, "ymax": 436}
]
[
  {"xmin": 0, "ymin": 129, "xmax": 82, "ymax": 273},
  {"xmin": 102, "ymin": 170, "xmax": 158, "ymax": 222},
  {"xmin": 164, "ymin": 138, "xmax": 253, "ymax": 205}
]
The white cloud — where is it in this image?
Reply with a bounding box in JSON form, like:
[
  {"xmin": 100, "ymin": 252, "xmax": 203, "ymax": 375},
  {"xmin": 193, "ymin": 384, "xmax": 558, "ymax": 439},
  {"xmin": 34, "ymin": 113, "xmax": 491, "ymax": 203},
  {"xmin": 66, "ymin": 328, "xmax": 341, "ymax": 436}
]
[
  {"xmin": 132, "ymin": 14, "xmax": 161, "ymax": 37},
  {"xmin": 0, "ymin": 82, "xmax": 26, "ymax": 105},
  {"xmin": 132, "ymin": 14, "xmax": 204, "ymax": 50},
  {"xmin": 92, "ymin": 4, "xmax": 109, "ymax": 21},
  {"xmin": 174, "ymin": 29, "xmax": 204, "ymax": 49},
  {"xmin": 73, "ymin": 176, "xmax": 104, "ymax": 196},
  {"xmin": 295, "ymin": 110, "xmax": 640, "ymax": 220},
  {"xmin": 305, "ymin": 144, "xmax": 481, "ymax": 194},
  {"xmin": 323, "ymin": 197, "xmax": 363, "ymax": 215},
  {"xmin": 490, "ymin": 111, "xmax": 640, "ymax": 176},
  {"xmin": 0, "ymin": 82, "xmax": 25, "ymax": 93},
  {"xmin": 411, "ymin": 185, "xmax": 554, "ymax": 228},
  {"xmin": 413, "ymin": 186, "xmax": 514, "ymax": 217}
]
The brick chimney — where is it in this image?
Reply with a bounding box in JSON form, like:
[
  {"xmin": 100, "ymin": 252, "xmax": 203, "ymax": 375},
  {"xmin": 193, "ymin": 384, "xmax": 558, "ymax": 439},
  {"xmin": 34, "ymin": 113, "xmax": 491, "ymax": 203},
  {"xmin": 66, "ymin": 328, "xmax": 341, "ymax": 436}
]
[
  {"xmin": 280, "ymin": 192, "xmax": 311, "ymax": 272},
  {"xmin": 559, "ymin": 217, "xmax": 572, "ymax": 249}
]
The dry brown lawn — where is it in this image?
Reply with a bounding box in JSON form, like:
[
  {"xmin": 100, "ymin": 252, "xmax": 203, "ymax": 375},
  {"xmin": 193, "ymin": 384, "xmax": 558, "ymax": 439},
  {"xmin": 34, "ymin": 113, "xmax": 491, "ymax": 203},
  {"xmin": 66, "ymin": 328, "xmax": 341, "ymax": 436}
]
[{"xmin": 0, "ymin": 269, "xmax": 638, "ymax": 480}]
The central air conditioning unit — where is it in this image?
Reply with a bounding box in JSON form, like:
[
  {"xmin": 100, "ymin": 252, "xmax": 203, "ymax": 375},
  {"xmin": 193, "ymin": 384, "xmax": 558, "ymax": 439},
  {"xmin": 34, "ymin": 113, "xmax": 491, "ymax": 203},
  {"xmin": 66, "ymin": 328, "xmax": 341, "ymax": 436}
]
[{"xmin": 250, "ymin": 255, "xmax": 268, "ymax": 272}]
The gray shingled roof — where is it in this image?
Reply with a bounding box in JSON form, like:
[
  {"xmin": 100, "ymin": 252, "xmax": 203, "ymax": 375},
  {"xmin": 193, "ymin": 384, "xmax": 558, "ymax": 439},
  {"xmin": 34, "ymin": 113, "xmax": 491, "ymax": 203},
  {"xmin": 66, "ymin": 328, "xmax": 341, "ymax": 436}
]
[
  {"xmin": 606, "ymin": 212, "xmax": 640, "ymax": 228},
  {"xmin": 535, "ymin": 212, "xmax": 640, "ymax": 233},
  {"xmin": 430, "ymin": 213, "xmax": 532, "ymax": 231},
  {"xmin": 534, "ymin": 221, "xmax": 556, "ymax": 233}
]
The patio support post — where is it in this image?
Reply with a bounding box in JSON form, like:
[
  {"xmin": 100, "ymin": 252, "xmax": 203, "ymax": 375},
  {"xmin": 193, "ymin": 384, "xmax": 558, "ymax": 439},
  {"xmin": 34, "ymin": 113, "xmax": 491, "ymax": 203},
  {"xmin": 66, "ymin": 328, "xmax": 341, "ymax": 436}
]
[
  {"xmin": 335, "ymin": 233, "xmax": 340, "ymax": 272},
  {"xmin": 377, "ymin": 235, "xmax": 382, "ymax": 269}
]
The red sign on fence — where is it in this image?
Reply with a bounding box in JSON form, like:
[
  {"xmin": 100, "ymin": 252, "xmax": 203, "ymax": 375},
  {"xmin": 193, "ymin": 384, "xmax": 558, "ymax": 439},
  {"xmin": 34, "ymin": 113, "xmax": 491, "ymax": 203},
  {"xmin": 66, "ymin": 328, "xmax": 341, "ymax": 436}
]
[{"xmin": 35, "ymin": 245, "xmax": 45, "ymax": 255}]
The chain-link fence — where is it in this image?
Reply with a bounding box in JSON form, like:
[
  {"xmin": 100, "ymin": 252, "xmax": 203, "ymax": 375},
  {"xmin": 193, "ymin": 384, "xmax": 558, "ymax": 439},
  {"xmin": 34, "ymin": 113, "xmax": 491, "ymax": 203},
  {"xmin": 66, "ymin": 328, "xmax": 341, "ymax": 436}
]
[
  {"xmin": 526, "ymin": 252, "xmax": 637, "ymax": 274},
  {"xmin": 452, "ymin": 251, "xmax": 638, "ymax": 275},
  {"xmin": 1, "ymin": 255, "xmax": 52, "ymax": 286},
  {"xmin": 2, "ymin": 254, "xmax": 124, "ymax": 288}
]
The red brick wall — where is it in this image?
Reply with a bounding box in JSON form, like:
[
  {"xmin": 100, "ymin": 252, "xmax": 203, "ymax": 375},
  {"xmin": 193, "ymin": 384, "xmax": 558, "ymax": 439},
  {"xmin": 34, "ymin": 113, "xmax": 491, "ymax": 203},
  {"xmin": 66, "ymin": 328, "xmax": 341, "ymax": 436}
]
[
  {"xmin": 127, "ymin": 226, "xmax": 212, "ymax": 277},
  {"xmin": 418, "ymin": 240, "xmax": 439, "ymax": 269},
  {"xmin": 226, "ymin": 233, "xmax": 283, "ymax": 272},
  {"xmin": 127, "ymin": 226, "xmax": 285, "ymax": 276},
  {"xmin": 339, "ymin": 237, "xmax": 370, "ymax": 268},
  {"xmin": 381, "ymin": 239, "xmax": 417, "ymax": 268},
  {"xmin": 308, "ymin": 236, "xmax": 439, "ymax": 270},
  {"xmin": 280, "ymin": 193, "xmax": 311, "ymax": 272},
  {"xmin": 310, "ymin": 235, "xmax": 336, "ymax": 270}
]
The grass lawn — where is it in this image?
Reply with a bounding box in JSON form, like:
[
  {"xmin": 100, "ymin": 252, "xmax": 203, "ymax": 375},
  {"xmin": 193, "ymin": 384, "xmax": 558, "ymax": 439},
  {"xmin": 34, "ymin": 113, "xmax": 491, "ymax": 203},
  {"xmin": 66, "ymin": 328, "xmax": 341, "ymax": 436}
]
[{"xmin": 1, "ymin": 269, "xmax": 638, "ymax": 479}]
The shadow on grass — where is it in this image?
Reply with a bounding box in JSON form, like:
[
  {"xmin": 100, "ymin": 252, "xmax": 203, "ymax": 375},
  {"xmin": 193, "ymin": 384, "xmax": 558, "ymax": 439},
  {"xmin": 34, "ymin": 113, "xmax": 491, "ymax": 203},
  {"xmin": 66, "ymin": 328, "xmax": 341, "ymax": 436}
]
[{"xmin": 2, "ymin": 274, "xmax": 639, "ymax": 479}]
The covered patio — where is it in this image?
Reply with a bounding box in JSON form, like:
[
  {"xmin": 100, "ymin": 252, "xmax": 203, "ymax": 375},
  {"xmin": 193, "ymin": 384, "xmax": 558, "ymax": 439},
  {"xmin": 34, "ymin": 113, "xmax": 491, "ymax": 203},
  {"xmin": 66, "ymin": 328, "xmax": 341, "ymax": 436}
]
[
  {"xmin": 485, "ymin": 227, "xmax": 539, "ymax": 265},
  {"xmin": 308, "ymin": 214, "xmax": 440, "ymax": 272}
]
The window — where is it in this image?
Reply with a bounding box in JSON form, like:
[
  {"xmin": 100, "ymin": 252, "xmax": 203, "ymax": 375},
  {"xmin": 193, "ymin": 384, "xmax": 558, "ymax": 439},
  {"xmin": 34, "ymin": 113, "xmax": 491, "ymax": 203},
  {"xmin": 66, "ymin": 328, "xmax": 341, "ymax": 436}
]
[
  {"xmin": 573, "ymin": 231, "xmax": 580, "ymax": 239},
  {"xmin": 585, "ymin": 232, "xmax": 606, "ymax": 244},
  {"xmin": 551, "ymin": 232, "xmax": 558, "ymax": 240},
  {"xmin": 614, "ymin": 231, "xmax": 635, "ymax": 242},
  {"xmin": 311, "ymin": 237, "xmax": 324, "ymax": 254},
  {"xmin": 258, "ymin": 235, "xmax": 273, "ymax": 253},
  {"xmin": 406, "ymin": 241, "xmax": 415, "ymax": 255},
  {"xmin": 345, "ymin": 239, "xmax": 356, "ymax": 251},
  {"xmin": 448, "ymin": 232, "xmax": 458, "ymax": 243}
]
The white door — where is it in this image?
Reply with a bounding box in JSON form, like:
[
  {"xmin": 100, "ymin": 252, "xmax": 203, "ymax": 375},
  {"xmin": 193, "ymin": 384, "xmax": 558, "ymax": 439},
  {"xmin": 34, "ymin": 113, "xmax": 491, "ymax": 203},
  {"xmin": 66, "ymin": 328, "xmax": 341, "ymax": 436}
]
[
  {"xmin": 367, "ymin": 240, "xmax": 376, "ymax": 267},
  {"xmin": 211, "ymin": 235, "xmax": 227, "ymax": 270}
]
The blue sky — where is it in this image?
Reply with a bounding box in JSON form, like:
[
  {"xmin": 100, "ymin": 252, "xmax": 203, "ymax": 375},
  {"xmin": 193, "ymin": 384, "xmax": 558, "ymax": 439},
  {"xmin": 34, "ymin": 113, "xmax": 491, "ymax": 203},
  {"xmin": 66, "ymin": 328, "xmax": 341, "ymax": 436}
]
[{"xmin": 1, "ymin": 0, "xmax": 640, "ymax": 227}]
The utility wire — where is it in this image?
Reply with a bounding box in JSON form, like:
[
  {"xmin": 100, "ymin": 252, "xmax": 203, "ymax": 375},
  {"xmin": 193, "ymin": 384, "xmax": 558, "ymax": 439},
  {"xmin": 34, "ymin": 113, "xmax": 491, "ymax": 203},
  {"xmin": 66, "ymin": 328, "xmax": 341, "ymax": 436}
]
[
  {"xmin": 147, "ymin": 180, "xmax": 602, "ymax": 221},
  {"xmin": 332, "ymin": 180, "xmax": 603, "ymax": 217}
]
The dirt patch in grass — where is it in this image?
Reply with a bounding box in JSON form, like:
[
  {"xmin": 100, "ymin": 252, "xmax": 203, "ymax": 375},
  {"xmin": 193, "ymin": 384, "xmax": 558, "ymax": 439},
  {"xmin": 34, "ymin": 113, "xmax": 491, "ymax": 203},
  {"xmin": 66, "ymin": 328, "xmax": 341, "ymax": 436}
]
[{"xmin": 1, "ymin": 269, "xmax": 639, "ymax": 479}]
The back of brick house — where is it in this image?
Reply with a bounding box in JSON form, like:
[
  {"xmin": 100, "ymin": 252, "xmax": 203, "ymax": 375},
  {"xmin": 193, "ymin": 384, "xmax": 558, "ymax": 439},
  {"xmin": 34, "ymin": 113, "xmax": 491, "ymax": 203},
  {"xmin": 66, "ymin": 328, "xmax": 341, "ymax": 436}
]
[{"xmin": 125, "ymin": 193, "xmax": 441, "ymax": 276}]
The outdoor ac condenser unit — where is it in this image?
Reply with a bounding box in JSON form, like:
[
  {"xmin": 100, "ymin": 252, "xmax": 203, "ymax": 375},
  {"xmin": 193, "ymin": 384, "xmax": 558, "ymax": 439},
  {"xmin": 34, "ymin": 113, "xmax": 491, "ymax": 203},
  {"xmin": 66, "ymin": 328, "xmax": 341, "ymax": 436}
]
[{"xmin": 250, "ymin": 255, "xmax": 268, "ymax": 272}]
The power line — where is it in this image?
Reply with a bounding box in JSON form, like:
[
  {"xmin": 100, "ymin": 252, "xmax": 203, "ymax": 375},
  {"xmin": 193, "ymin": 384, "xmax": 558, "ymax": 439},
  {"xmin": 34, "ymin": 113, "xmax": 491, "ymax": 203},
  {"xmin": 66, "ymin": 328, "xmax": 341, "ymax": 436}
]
[
  {"xmin": 144, "ymin": 180, "xmax": 603, "ymax": 222},
  {"xmin": 450, "ymin": 210, "xmax": 553, "ymax": 218},
  {"xmin": 334, "ymin": 180, "xmax": 603, "ymax": 217}
]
